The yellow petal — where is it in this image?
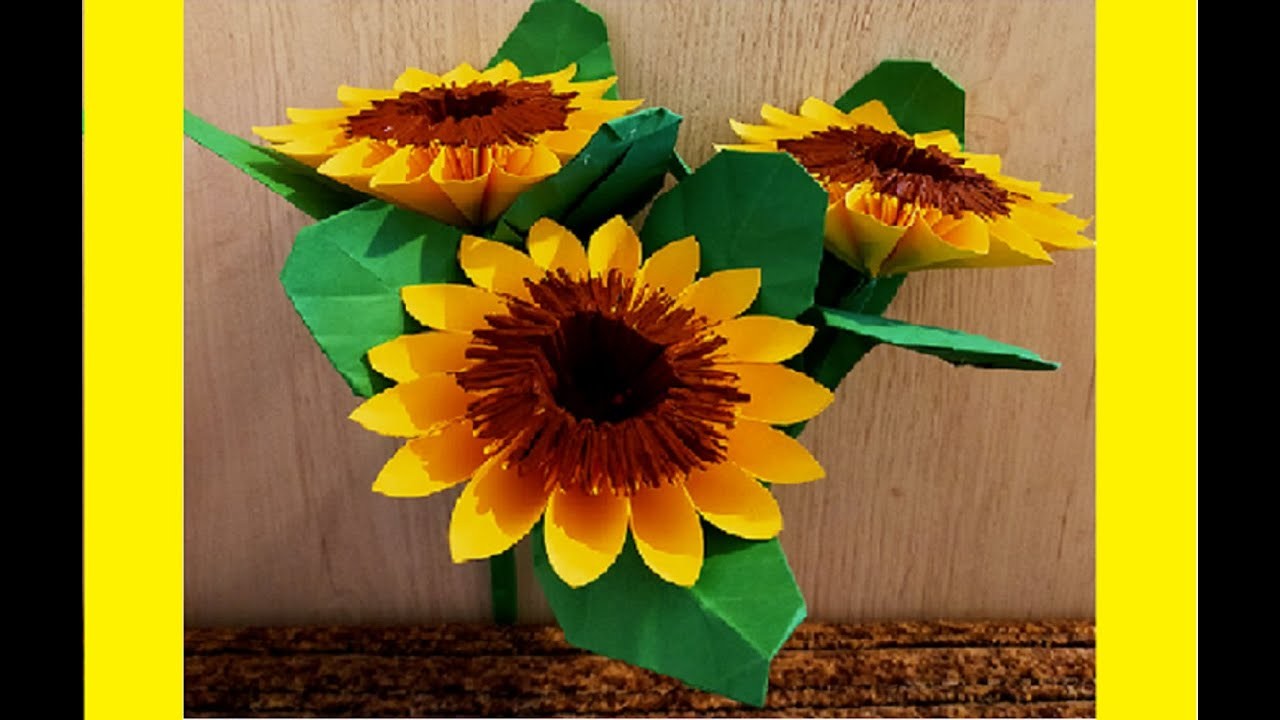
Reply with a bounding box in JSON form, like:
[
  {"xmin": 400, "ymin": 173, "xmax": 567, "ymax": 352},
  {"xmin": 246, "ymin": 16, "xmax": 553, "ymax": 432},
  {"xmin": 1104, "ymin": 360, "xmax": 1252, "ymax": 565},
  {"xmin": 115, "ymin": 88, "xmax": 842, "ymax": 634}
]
[
  {"xmin": 565, "ymin": 98, "xmax": 645, "ymax": 130},
  {"xmin": 834, "ymin": 192, "xmax": 910, "ymax": 276},
  {"xmin": 961, "ymin": 152, "xmax": 1002, "ymax": 177},
  {"xmin": 564, "ymin": 75, "xmax": 618, "ymax": 99},
  {"xmin": 460, "ymin": 235, "xmax": 545, "ymax": 300},
  {"xmin": 637, "ymin": 236, "xmax": 699, "ymax": 296},
  {"xmin": 336, "ymin": 85, "xmax": 397, "ymax": 107},
  {"xmin": 989, "ymin": 215, "xmax": 1056, "ymax": 262},
  {"xmin": 527, "ymin": 218, "xmax": 589, "ymax": 279},
  {"xmin": 525, "ymin": 65, "xmax": 578, "ymax": 89},
  {"xmin": 713, "ymin": 142, "xmax": 777, "ymax": 153},
  {"xmin": 284, "ymin": 107, "xmax": 354, "ymax": 125},
  {"xmin": 371, "ymin": 441, "xmax": 455, "ymax": 498},
  {"xmin": 372, "ymin": 421, "xmax": 489, "ymax": 497},
  {"xmin": 480, "ymin": 146, "xmax": 561, "ymax": 224},
  {"xmin": 478, "ymin": 60, "xmax": 521, "ymax": 83},
  {"xmin": 714, "ymin": 316, "xmax": 814, "ymax": 363},
  {"xmin": 253, "ymin": 123, "xmax": 318, "ymax": 144},
  {"xmin": 428, "ymin": 150, "xmax": 489, "ymax": 226},
  {"xmin": 878, "ymin": 214, "xmax": 990, "ymax": 276},
  {"xmin": 1009, "ymin": 203, "xmax": 1094, "ymax": 249},
  {"xmin": 629, "ymin": 483, "xmax": 703, "ymax": 587},
  {"xmin": 349, "ymin": 374, "xmax": 473, "ymax": 437},
  {"xmin": 499, "ymin": 144, "xmax": 558, "ymax": 176},
  {"xmin": 440, "ymin": 62, "xmax": 482, "ymax": 86},
  {"xmin": 393, "ymin": 67, "xmax": 441, "ymax": 92},
  {"xmin": 449, "ymin": 458, "xmax": 551, "ymax": 561},
  {"xmin": 401, "ymin": 284, "xmax": 508, "ymax": 333},
  {"xmin": 270, "ymin": 128, "xmax": 349, "ymax": 167},
  {"xmin": 677, "ymin": 268, "xmax": 760, "ymax": 323},
  {"xmin": 544, "ymin": 489, "xmax": 629, "ymax": 588},
  {"xmin": 934, "ymin": 230, "xmax": 1054, "ymax": 269},
  {"xmin": 760, "ymin": 103, "xmax": 825, "ymax": 132},
  {"xmin": 684, "ymin": 462, "xmax": 782, "ymax": 540},
  {"xmin": 729, "ymin": 119, "xmax": 797, "ymax": 144},
  {"xmin": 567, "ymin": 77, "xmax": 617, "ymax": 99},
  {"xmin": 798, "ymin": 97, "xmax": 854, "ymax": 128},
  {"xmin": 725, "ymin": 420, "xmax": 825, "ymax": 484},
  {"xmin": 587, "ymin": 215, "xmax": 643, "ymax": 279},
  {"xmin": 844, "ymin": 100, "xmax": 903, "ymax": 134},
  {"xmin": 538, "ymin": 128, "xmax": 595, "ymax": 159},
  {"xmin": 726, "ymin": 363, "xmax": 834, "ymax": 424},
  {"xmin": 367, "ymin": 331, "xmax": 474, "ymax": 383},
  {"xmin": 316, "ymin": 139, "xmax": 396, "ymax": 195},
  {"xmin": 369, "ymin": 147, "xmax": 471, "ymax": 227},
  {"xmin": 913, "ymin": 130, "xmax": 961, "ymax": 154}
]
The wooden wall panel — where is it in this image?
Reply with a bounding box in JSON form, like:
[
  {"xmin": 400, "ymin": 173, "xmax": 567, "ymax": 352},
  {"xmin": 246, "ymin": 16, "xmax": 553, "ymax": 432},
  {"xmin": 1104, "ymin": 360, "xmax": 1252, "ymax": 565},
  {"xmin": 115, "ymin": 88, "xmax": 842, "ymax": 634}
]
[{"xmin": 184, "ymin": 0, "xmax": 1094, "ymax": 625}]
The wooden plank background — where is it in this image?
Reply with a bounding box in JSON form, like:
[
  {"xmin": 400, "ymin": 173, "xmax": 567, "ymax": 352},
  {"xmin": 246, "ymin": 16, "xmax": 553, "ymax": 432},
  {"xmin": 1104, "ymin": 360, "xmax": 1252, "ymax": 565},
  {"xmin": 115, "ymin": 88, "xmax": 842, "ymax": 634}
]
[{"xmin": 184, "ymin": 0, "xmax": 1095, "ymax": 625}]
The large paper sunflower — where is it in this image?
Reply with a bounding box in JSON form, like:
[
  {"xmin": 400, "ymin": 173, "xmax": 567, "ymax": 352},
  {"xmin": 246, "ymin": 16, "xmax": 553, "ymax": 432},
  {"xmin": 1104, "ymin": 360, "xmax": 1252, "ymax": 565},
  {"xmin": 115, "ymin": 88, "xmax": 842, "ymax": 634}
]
[
  {"xmin": 349, "ymin": 216, "xmax": 833, "ymax": 588},
  {"xmin": 253, "ymin": 61, "xmax": 641, "ymax": 228},
  {"xmin": 722, "ymin": 99, "xmax": 1092, "ymax": 276}
]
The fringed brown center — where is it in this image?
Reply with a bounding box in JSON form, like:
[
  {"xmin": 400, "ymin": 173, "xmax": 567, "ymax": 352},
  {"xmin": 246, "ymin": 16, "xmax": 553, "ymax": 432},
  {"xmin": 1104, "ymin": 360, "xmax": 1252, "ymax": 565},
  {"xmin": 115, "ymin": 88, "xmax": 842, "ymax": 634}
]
[
  {"xmin": 456, "ymin": 270, "xmax": 749, "ymax": 496},
  {"xmin": 343, "ymin": 80, "xmax": 577, "ymax": 147},
  {"xmin": 778, "ymin": 125, "xmax": 1015, "ymax": 217}
]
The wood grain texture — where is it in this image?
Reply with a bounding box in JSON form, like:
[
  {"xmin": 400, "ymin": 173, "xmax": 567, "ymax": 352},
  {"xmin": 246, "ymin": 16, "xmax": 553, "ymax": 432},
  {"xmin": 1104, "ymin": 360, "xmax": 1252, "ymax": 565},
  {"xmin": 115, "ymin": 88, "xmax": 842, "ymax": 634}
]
[
  {"xmin": 184, "ymin": 621, "xmax": 1095, "ymax": 717},
  {"xmin": 184, "ymin": 0, "xmax": 1095, "ymax": 625}
]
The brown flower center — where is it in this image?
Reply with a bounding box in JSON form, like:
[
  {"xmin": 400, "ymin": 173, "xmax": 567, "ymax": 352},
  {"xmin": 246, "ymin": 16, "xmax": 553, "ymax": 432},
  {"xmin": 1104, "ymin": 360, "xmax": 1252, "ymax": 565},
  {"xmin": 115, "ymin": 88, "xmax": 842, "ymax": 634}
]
[
  {"xmin": 778, "ymin": 125, "xmax": 1015, "ymax": 217},
  {"xmin": 343, "ymin": 80, "xmax": 578, "ymax": 147},
  {"xmin": 456, "ymin": 269, "xmax": 749, "ymax": 496}
]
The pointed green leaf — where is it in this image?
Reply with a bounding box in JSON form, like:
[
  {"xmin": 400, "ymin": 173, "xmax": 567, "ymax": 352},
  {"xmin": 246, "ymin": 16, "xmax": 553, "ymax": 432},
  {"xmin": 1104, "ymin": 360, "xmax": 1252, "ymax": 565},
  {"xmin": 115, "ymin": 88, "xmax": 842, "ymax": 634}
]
[
  {"xmin": 184, "ymin": 110, "xmax": 365, "ymax": 220},
  {"xmin": 532, "ymin": 523, "xmax": 805, "ymax": 706},
  {"xmin": 819, "ymin": 307, "xmax": 1059, "ymax": 371},
  {"xmin": 640, "ymin": 151, "xmax": 827, "ymax": 320},
  {"xmin": 279, "ymin": 200, "xmax": 465, "ymax": 397},
  {"xmin": 488, "ymin": 0, "xmax": 619, "ymax": 99},
  {"xmin": 492, "ymin": 108, "xmax": 681, "ymax": 243},
  {"xmin": 833, "ymin": 59, "xmax": 966, "ymax": 145}
]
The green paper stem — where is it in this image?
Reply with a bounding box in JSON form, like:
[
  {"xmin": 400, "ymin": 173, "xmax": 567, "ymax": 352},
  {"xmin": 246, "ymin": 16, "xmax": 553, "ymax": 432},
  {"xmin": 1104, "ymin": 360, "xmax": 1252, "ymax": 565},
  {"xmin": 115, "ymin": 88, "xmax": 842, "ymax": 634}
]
[
  {"xmin": 667, "ymin": 150, "xmax": 692, "ymax": 181},
  {"xmin": 183, "ymin": 110, "xmax": 365, "ymax": 220},
  {"xmin": 489, "ymin": 549, "xmax": 518, "ymax": 625}
]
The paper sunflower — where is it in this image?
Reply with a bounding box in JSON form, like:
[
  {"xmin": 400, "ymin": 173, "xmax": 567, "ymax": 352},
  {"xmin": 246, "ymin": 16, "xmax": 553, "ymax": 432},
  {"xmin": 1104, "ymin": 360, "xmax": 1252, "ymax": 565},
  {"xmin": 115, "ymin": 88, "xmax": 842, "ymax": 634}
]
[
  {"xmin": 349, "ymin": 216, "xmax": 833, "ymax": 588},
  {"xmin": 252, "ymin": 61, "xmax": 641, "ymax": 228},
  {"xmin": 722, "ymin": 99, "xmax": 1092, "ymax": 276}
]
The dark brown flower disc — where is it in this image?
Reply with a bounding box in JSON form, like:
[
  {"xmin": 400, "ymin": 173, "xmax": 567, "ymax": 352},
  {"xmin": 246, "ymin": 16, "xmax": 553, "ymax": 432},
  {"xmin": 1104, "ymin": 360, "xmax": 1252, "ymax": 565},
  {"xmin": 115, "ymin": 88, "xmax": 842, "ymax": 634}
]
[
  {"xmin": 344, "ymin": 80, "xmax": 578, "ymax": 147},
  {"xmin": 779, "ymin": 125, "xmax": 1016, "ymax": 218},
  {"xmin": 456, "ymin": 269, "xmax": 750, "ymax": 496}
]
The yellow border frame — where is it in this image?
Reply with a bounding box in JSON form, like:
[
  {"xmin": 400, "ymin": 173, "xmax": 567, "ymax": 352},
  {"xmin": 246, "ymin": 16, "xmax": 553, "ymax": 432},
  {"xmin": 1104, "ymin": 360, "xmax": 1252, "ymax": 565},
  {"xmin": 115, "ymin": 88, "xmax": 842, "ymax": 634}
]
[
  {"xmin": 84, "ymin": 0, "xmax": 183, "ymax": 717},
  {"xmin": 1097, "ymin": 1, "xmax": 1197, "ymax": 717},
  {"xmin": 83, "ymin": 0, "xmax": 1196, "ymax": 717}
]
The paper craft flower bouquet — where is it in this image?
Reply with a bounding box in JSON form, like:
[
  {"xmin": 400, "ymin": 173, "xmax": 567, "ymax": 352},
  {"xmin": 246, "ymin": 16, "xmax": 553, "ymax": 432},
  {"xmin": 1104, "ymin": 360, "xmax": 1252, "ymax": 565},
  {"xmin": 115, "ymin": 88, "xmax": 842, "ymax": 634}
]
[{"xmin": 185, "ymin": 0, "xmax": 1092, "ymax": 706}]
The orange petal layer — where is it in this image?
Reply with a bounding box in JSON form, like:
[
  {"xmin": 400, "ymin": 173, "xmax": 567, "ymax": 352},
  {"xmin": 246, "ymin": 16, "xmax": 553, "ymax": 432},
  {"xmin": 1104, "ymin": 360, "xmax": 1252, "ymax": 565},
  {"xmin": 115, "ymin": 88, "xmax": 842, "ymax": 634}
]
[
  {"xmin": 543, "ymin": 489, "xmax": 630, "ymax": 588},
  {"xmin": 629, "ymin": 483, "xmax": 703, "ymax": 587}
]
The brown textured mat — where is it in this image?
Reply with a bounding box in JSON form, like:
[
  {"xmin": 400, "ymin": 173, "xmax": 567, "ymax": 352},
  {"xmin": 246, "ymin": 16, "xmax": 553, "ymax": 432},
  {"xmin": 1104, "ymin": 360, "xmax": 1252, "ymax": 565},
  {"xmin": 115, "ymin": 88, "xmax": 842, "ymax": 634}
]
[{"xmin": 186, "ymin": 620, "xmax": 1094, "ymax": 718}]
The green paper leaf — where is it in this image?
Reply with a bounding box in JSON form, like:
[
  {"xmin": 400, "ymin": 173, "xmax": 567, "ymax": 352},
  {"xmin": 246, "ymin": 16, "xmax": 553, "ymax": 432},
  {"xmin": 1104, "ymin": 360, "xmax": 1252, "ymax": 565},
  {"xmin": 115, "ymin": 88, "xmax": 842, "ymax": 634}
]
[
  {"xmin": 832, "ymin": 59, "xmax": 966, "ymax": 146},
  {"xmin": 819, "ymin": 307, "xmax": 1059, "ymax": 371},
  {"xmin": 640, "ymin": 151, "xmax": 827, "ymax": 320},
  {"xmin": 184, "ymin": 110, "xmax": 365, "ymax": 220},
  {"xmin": 488, "ymin": 0, "xmax": 619, "ymax": 99},
  {"xmin": 532, "ymin": 524, "xmax": 805, "ymax": 706},
  {"xmin": 279, "ymin": 200, "xmax": 465, "ymax": 397},
  {"xmin": 492, "ymin": 108, "xmax": 681, "ymax": 243}
]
